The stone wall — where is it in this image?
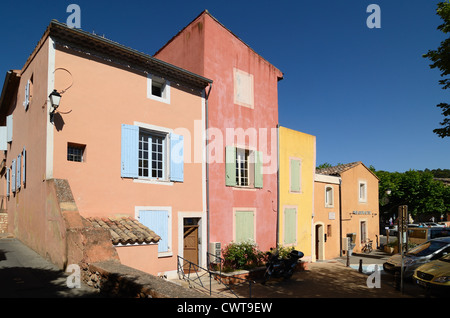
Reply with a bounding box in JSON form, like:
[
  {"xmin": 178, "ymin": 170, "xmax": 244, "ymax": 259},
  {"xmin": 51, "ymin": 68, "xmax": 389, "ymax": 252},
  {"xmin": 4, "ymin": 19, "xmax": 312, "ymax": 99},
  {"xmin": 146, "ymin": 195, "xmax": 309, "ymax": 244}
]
[
  {"xmin": 83, "ymin": 260, "xmax": 209, "ymax": 298},
  {"xmin": 0, "ymin": 213, "xmax": 7, "ymax": 234}
]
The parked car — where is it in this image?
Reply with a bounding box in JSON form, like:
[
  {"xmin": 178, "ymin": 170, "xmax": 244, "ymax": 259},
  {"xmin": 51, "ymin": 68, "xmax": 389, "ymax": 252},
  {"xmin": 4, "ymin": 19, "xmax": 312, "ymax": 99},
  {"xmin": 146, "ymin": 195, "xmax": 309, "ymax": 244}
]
[
  {"xmin": 413, "ymin": 253, "xmax": 450, "ymax": 296},
  {"xmin": 408, "ymin": 227, "xmax": 450, "ymax": 244},
  {"xmin": 383, "ymin": 237, "xmax": 450, "ymax": 279}
]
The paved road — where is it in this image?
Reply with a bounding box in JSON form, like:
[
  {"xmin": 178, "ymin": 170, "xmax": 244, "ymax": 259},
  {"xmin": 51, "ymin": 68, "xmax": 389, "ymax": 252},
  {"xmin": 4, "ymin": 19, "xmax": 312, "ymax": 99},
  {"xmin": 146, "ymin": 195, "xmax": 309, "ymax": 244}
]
[
  {"xmin": 0, "ymin": 236, "xmax": 443, "ymax": 299},
  {"xmin": 0, "ymin": 237, "xmax": 100, "ymax": 298}
]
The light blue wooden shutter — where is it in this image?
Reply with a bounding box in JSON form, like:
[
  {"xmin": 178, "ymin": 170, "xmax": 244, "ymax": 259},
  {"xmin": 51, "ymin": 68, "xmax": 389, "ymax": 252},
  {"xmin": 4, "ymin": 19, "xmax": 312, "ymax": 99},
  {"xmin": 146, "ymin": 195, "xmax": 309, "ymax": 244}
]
[
  {"xmin": 22, "ymin": 147, "xmax": 26, "ymax": 185},
  {"xmin": 11, "ymin": 160, "xmax": 16, "ymax": 193},
  {"xmin": 140, "ymin": 210, "xmax": 169, "ymax": 253},
  {"xmin": 6, "ymin": 115, "xmax": 12, "ymax": 143},
  {"xmin": 6, "ymin": 168, "xmax": 10, "ymax": 197},
  {"xmin": 121, "ymin": 124, "xmax": 139, "ymax": 178},
  {"xmin": 254, "ymin": 150, "xmax": 263, "ymax": 188},
  {"xmin": 0, "ymin": 127, "xmax": 7, "ymax": 151},
  {"xmin": 16, "ymin": 154, "xmax": 21, "ymax": 190},
  {"xmin": 170, "ymin": 133, "xmax": 184, "ymax": 182},
  {"xmin": 225, "ymin": 146, "xmax": 236, "ymax": 186},
  {"xmin": 24, "ymin": 80, "xmax": 30, "ymax": 110}
]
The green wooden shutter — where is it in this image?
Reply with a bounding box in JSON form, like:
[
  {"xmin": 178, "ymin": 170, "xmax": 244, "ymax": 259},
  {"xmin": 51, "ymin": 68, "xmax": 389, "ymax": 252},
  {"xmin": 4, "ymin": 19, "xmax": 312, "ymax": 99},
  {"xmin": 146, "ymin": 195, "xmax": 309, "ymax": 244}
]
[
  {"xmin": 284, "ymin": 208, "xmax": 297, "ymax": 245},
  {"xmin": 254, "ymin": 150, "xmax": 263, "ymax": 188},
  {"xmin": 225, "ymin": 146, "xmax": 236, "ymax": 186},
  {"xmin": 290, "ymin": 159, "xmax": 301, "ymax": 192},
  {"xmin": 235, "ymin": 211, "xmax": 254, "ymax": 242}
]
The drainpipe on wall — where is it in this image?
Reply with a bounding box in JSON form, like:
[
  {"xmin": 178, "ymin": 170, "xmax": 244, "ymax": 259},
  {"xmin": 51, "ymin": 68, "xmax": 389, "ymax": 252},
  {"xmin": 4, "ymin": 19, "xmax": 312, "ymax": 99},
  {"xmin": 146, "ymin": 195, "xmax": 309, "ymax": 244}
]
[
  {"xmin": 205, "ymin": 84, "xmax": 213, "ymax": 259},
  {"xmin": 276, "ymin": 124, "xmax": 280, "ymax": 248},
  {"xmin": 339, "ymin": 178, "xmax": 343, "ymax": 257}
]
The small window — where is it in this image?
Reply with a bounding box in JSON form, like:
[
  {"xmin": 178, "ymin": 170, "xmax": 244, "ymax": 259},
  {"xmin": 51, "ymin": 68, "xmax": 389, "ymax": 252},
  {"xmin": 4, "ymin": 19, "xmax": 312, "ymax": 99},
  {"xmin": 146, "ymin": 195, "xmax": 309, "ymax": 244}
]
[
  {"xmin": 147, "ymin": 74, "xmax": 170, "ymax": 104},
  {"xmin": 325, "ymin": 186, "xmax": 334, "ymax": 207},
  {"xmin": 67, "ymin": 143, "xmax": 85, "ymax": 162},
  {"xmin": 359, "ymin": 181, "xmax": 367, "ymax": 202}
]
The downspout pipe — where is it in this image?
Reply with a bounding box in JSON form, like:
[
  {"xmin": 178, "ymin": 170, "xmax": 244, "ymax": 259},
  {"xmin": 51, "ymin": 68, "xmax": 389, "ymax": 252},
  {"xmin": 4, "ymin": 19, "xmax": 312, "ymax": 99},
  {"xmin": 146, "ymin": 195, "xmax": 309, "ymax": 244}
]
[
  {"xmin": 276, "ymin": 124, "xmax": 280, "ymax": 248},
  {"xmin": 205, "ymin": 83, "xmax": 213, "ymax": 259},
  {"xmin": 339, "ymin": 178, "xmax": 343, "ymax": 257}
]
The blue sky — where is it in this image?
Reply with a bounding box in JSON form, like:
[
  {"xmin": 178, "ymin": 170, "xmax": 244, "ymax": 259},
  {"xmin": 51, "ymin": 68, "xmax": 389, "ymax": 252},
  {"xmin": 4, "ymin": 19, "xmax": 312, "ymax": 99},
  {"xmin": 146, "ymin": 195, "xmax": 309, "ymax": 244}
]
[{"xmin": 0, "ymin": 0, "xmax": 448, "ymax": 172}]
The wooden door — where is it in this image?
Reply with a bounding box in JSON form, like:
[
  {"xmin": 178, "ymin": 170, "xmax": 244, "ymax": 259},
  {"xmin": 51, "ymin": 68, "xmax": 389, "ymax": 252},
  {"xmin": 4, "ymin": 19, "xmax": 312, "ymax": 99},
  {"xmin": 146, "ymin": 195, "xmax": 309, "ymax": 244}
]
[{"xmin": 183, "ymin": 225, "xmax": 199, "ymax": 271}]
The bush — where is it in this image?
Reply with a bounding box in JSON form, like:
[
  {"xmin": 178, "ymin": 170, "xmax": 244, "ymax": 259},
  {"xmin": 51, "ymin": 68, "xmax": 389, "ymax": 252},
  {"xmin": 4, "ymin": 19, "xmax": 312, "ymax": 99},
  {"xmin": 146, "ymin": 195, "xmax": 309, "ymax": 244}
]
[{"xmin": 222, "ymin": 241, "xmax": 266, "ymax": 272}]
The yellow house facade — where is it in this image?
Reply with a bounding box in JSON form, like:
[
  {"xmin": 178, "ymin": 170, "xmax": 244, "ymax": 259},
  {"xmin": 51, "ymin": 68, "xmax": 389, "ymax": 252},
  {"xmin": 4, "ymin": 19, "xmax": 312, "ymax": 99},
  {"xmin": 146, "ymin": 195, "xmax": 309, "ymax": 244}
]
[{"xmin": 278, "ymin": 126, "xmax": 316, "ymax": 261}]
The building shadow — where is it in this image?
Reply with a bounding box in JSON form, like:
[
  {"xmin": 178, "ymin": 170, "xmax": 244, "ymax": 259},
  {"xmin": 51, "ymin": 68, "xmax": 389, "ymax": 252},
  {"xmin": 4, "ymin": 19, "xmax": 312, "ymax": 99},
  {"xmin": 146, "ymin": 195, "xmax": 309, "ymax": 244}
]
[{"xmin": 0, "ymin": 266, "xmax": 102, "ymax": 298}]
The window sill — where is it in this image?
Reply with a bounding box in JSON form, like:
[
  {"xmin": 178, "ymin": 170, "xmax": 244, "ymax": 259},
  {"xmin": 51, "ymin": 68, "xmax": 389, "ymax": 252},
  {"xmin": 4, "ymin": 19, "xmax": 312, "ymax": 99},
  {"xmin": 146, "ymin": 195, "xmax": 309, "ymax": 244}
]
[
  {"xmin": 134, "ymin": 178, "xmax": 174, "ymax": 186},
  {"xmin": 231, "ymin": 186, "xmax": 256, "ymax": 191},
  {"xmin": 158, "ymin": 251, "xmax": 173, "ymax": 258}
]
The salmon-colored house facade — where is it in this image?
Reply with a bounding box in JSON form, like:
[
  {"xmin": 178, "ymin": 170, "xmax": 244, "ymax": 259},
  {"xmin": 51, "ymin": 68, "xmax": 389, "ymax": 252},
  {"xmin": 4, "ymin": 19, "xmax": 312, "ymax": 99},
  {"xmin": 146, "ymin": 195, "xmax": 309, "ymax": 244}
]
[
  {"xmin": 314, "ymin": 162, "xmax": 380, "ymax": 260},
  {"xmin": 155, "ymin": 11, "xmax": 283, "ymax": 253},
  {"xmin": 0, "ymin": 21, "xmax": 211, "ymax": 277}
]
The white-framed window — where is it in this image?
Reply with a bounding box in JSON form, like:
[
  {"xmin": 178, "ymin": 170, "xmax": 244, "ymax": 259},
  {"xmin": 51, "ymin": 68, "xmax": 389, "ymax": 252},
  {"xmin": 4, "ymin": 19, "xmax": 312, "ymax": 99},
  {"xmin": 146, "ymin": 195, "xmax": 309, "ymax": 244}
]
[
  {"xmin": 359, "ymin": 181, "xmax": 367, "ymax": 203},
  {"xmin": 121, "ymin": 124, "xmax": 184, "ymax": 182},
  {"xmin": 147, "ymin": 74, "xmax": 170, "ymax": 104},
  {"xmin": 325, "ymin": 186, "xmax": 334, "ymax": 207},
  {"xmin": 139, "ymin": 130, "xmax": 166, "ymax": 179},
  {"xmin": 225, "ymin": 146, "xmax": 263, "ymax": 188},
  {"xmin": 236, "ymin": 148, "xmax": 249, "ymax": 187}
]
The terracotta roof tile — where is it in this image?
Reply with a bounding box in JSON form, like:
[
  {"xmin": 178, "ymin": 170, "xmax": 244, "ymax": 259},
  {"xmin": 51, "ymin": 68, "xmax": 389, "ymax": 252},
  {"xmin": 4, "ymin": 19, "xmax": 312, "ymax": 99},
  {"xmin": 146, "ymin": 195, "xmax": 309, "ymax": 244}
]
[
  {"xmin": 316, "ymin": 162, "xmax": 361, "ymax": 176},
  {"xmin": 87, "ymin": 216, "xmax": 161, "ymax": 245}
]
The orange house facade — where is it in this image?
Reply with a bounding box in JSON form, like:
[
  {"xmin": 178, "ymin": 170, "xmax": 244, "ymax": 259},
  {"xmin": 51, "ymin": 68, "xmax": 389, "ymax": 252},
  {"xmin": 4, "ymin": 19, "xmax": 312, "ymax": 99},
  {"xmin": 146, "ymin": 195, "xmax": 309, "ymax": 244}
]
[
  {"xmin": 0, "ymin": 21, "xmax": 211, "ymax": 278},
  {"xmin": 314, "ymin": 162, "xmax": 380, "ymax": 260},
  {"xmin": 155, "ymin": 11, "xmax": 283, "ymax": 254}
]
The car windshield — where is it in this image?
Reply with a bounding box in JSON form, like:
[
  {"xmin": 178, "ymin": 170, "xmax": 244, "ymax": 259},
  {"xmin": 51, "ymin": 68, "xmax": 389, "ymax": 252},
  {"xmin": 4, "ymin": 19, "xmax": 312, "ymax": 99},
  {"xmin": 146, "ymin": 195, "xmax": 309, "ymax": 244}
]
[{"xmin": 406, "ymin": 241, "xmax": 448, "ymax": 257}]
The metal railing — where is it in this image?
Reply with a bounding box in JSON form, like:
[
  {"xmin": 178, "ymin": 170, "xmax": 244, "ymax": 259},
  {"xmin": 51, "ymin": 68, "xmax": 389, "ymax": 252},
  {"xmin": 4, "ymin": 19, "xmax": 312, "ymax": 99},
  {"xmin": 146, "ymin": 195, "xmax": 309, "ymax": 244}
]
[{"xmin": 177, "ymin": 255, "xmax": 255, "ymax": 298}]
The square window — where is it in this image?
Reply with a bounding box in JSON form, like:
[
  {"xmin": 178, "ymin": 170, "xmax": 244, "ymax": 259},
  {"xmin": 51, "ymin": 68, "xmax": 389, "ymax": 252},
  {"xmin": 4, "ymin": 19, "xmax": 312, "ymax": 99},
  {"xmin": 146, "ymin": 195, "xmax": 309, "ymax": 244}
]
[
  {"xmin": 147, "ymin": 74, "xmax": 170, "ymax": 104},
  {"xmin": 67, "ymin": 143, "xmax": 85, "ymax": 162}
]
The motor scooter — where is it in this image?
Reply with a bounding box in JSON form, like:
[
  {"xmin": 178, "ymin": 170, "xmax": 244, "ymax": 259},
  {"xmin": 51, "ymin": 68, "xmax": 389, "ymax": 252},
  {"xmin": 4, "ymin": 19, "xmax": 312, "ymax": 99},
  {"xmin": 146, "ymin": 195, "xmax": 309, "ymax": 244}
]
[{"xmin": 262, "ymin": 248, "xmax": 304, "ymax": 284}]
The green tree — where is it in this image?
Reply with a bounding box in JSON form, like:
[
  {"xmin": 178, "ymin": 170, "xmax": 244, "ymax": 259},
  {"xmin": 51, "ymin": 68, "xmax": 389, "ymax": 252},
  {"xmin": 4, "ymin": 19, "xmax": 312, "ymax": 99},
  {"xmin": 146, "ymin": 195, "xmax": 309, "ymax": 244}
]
[
  {"xmin": 423, "ymin": 1, "xmax": 450, "ymax": 138},
  {"xmin": 376, "ymin": 169, "xmax": 449, "ymax": 219}
]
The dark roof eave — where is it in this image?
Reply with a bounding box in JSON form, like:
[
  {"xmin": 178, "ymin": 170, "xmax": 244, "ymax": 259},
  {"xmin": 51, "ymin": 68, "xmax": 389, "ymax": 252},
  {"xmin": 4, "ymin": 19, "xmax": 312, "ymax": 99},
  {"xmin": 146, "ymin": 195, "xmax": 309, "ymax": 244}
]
[
  {"xmin": 0, "ymin": 70, "xmax": 20, "ymax": 114},
  {"xmin": 33, "ymin": 20, "xmax": 212, "ymax": 89}
]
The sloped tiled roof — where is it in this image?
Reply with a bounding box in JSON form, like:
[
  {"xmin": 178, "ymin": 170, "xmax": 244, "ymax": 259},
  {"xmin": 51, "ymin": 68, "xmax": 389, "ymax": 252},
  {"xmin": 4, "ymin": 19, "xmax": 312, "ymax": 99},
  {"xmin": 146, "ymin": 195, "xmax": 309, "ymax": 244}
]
[
  {"xmin": 87, "ymin": 217, "xmax": 161, "ymax": 245},
  {"xmin": 316, "ymin": 162, "xmax": 361, "ymax": 176},
  {"xmin": 316, "ymin": 161, "xmax": 379, "ymax": 181}
]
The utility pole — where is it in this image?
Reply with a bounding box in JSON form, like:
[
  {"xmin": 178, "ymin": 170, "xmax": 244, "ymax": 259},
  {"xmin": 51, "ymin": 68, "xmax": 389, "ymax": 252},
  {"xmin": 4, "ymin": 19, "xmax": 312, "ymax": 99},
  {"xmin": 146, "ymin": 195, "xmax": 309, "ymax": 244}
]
[{"xmin": 398, "ymin": 205, "xmax": 408, "ymax": 293}]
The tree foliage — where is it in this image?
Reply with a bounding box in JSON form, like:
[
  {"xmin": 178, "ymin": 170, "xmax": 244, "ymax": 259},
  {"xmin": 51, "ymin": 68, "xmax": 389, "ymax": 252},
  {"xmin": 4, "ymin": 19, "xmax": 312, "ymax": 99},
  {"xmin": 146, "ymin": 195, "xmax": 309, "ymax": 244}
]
[
  {"xmin": 376, "ymin": 169, "xmax": 450, "ymax": 219},
  {"xmin": 423, "ymin": 1, "xmax": 450, "ymax": 138}
]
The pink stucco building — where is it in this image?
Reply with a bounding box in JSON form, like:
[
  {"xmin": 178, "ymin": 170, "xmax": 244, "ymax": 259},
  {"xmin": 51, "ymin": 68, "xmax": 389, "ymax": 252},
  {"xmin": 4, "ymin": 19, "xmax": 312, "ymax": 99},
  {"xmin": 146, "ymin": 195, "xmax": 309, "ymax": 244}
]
[
  {"xmin": 155, "ymin": 10, "xmax": 283, "ymax": 254},
  {"xmin": 0, "ymin": 20, "xmax": 211, "ymax": 277}
]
